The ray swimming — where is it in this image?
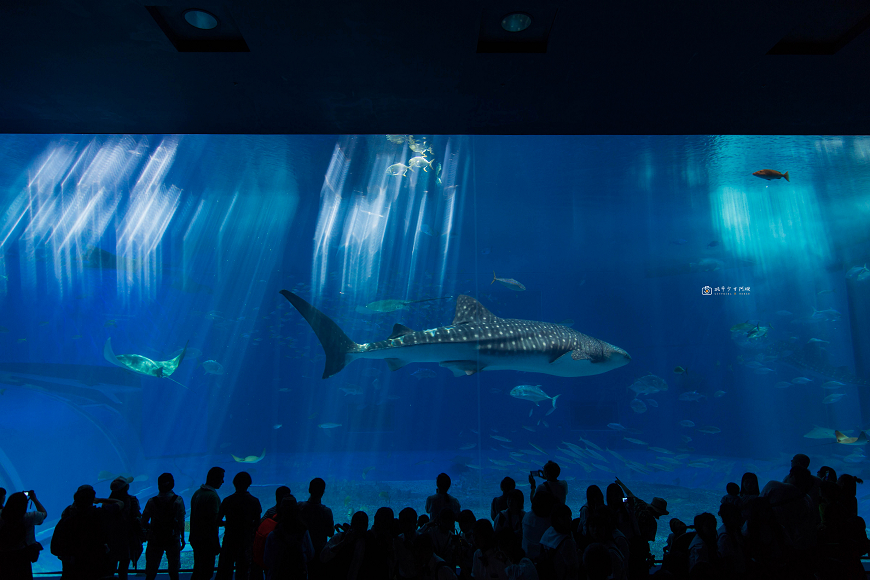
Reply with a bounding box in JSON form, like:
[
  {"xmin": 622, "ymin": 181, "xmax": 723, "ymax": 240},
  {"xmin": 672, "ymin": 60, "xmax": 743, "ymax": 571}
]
[
  {"xmin": 279, "ymin": 290, "xmax": 630, "ymax": 379},
  {"xmin": 104, "ymin": 338, "xmax": 189, "ymax": 388}
]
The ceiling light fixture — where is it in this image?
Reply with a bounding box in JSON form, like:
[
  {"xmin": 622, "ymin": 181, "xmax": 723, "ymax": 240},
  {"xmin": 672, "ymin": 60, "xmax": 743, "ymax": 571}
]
[
  {"xmin": 501, "ymin": 13, "xmax": 532, "ymax": 32},
  {"xmin": 183, "ymin": 9, "xmax": 218, "ymax": 30}
]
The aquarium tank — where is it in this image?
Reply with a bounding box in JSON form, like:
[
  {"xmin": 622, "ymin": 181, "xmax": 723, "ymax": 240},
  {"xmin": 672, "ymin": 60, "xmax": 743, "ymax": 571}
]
[{"xmin": 1, "ymin": 133, "xmax": 869, "ymax": 572}]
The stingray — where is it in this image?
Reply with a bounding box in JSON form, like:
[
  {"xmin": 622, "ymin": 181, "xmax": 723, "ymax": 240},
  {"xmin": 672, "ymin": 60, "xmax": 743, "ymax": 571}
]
[
  {"xmin": 231, "ymin": 449, "xmax": 266, "ymax": 463},
  {"xmin": 836, "ymin": 430, "xmax": 868, "ymax": 445},
  {"xmin": 104, "ymin": 338, "xmax": 188, "ymax": 388}
]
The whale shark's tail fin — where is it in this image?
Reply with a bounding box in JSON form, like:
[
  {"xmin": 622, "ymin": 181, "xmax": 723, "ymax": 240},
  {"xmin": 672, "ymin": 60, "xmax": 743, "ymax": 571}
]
[{"xmin": 280, "ymin": 290, "xmax": 358, "ymax": 379}]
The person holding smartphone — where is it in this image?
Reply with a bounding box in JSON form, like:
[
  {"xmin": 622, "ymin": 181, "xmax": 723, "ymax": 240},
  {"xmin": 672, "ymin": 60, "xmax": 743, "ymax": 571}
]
[
  {"xmin": 528, "ymin": 461, "xmax": 568, "ymax": 505},
  {"xmin": 0, "ymin": 490, "xmax": 47, "ymax": 577}
]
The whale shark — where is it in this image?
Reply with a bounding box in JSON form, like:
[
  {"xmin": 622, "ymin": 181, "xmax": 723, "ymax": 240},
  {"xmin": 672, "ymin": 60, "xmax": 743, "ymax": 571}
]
[
  {"xmin": 104, "ymin": 338, "xmax": 189, "ymax": 387},
  {"xmin": 279, "ymin": 290, "xmax": 630, "ymax": 379}
]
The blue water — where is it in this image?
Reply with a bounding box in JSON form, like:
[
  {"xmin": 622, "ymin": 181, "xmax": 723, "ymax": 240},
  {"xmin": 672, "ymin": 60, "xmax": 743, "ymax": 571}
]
[{"xmin": 1, "ymin": 134, "xmax": 869, "ymax": 571}]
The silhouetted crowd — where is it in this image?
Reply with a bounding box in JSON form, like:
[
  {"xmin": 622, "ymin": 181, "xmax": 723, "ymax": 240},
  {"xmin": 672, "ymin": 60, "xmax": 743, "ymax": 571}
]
[{"xmin": 0, "ymin": 453, "xmax": 867, "ymax": 579}]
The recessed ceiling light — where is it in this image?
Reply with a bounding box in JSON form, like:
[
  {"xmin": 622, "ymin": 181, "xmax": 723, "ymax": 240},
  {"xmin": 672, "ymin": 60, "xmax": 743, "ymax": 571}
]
[
  {"xmin": 501, "ymin": 13, "xmax": 532, "ymax": 32},
  {"xmin": 183, "ymin": 9, "xmax": 218, "ymax": 30}
]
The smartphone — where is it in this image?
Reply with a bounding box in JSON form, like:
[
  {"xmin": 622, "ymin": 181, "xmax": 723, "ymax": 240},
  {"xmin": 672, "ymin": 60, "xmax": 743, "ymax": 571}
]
[
  {"xmin": 622, "ymin": 497, "xmax": 628, "ymax": 503},
  {"xmin": 23, "ymin": 491, "xmax": 30, "ymax": 499}
]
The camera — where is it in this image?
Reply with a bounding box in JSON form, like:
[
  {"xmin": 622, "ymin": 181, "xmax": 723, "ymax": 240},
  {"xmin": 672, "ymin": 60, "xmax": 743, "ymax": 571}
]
[{"xmin": 530, "ymin": 470, "xmax": 543, "ymax": 478}]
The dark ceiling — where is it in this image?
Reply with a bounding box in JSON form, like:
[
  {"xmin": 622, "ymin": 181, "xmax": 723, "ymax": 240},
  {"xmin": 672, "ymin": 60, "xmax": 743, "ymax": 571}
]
[{"xmin": 2, "ymin": 0, "xmax": 869, "ymax": 135}]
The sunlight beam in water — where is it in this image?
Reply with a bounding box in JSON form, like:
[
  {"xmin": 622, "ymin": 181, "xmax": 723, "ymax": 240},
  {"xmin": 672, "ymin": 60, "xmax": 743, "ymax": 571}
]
[{"xmin": 712, "ymin": 184, "xmax": 832, "ymax": 273}]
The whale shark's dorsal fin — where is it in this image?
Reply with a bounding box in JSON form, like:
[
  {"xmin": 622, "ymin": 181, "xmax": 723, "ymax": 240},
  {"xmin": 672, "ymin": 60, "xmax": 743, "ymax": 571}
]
[
  {"xmin": 453, "ymin": 295, "xmax": 500, "ymax": 325},
  {"xmin": 388, "ymin": 324, "xmax": 415, "ymax": 340}
]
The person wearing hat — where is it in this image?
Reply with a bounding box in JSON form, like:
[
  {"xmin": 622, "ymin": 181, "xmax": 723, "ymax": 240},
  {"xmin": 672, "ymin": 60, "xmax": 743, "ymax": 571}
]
[
  {"xmin": 142, "ymin": 473, "xmax": 186, "ymax": 580},
  {"xmin": 784, "ymin": 453, "xmax": 822, "ymax": 509},
  {"xmin": 52, "ymin": 484, "xmax": 124, "ymax": 579},
  {"xmin": 614, "ymin": 477, "xmax": 669, "ymax": 578},
  {"xmin": 106, "ymin": 476, "xmax": 143, "ymax": 580}
]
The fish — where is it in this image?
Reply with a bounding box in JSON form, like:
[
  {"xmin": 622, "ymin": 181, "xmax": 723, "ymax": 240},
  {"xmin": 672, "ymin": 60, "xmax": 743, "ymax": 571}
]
[
  {"xmin": 231, "ymin": 449, "xmax": 266, "ymax": 463},
  {"xmin": 804, "ymin": 426, "xmax": 837, "ymax": 439},
  {"xmin": 776, "ymin": 310, "xmax": 793, "ymax": 317},
  {"xmin": 774, "ymin": 382, "xmax": 792, "ymax": 389},
  {"xmin": 607, "ymin": 423, "xmax": 627, "ymax": 431},
  {"xmin": 648, "ymin": 447, "xmax": 673, "ymax": 454},
  {"xmin": 674, "ymin": 366, "xmax": 688, "ymax": 375},
  {"xmin": 365, "ymin": 297, "xmax": 452, "ymax": 313},
  {"xmin": 318, "ymin": 423, "xmax": 342, "ymax": 429},
  {"xmin": 459, "ymin": 443, "xmax": 476, "ymax": 450},
  {"xmin": 730, "ymin": 321, "xmax": 756, "ymax": 332},
  {"xmin": 630, "ymin": 399, "xmax": 647, "ymax": 413},
  {"xmin": 697, "ymin": 426, "xmax": 721, "ymax": 434},
  {"xmin": 812, "ymin": 308, "xmax": 842, "ymax": 321},
  {"xmin": 808, "ymin": 338, "xmax": 829, "ymax": 345},
  {"xmin": 104, "ymin": 338, "xmax": 188, "ymax": 388},
  {"xmin": 279, "ymin": 291, "xmax": 630, "ymax": 379},
  {"xmin": 822, "ymin": 381, "xmax": 846, "ymax": 389},
  {"xmin": 510, "ymin": 385, "xmax": 560, "ymax": 415},
  {"xmin": 557, "ymin": 319, "xmax": 575, "ymax": 327},
  {"xmin": 747, "ymin": 325, "xmax": 770, "ymax": 339},
  {"xmin": 713, "ymin": 390, "xmax": 726, "ymax": 397},
  {"xmin": 491, "ymin": 271, "xmax": 526, "ymax": 291},
  {"xmin": 646, "ymin": 399, "xmax": 659, "ymax": 407},
  {"xmin": 339, "ymin": 386, "xmax": 363, "ymax": 396},
  {"xmin": 792, "ymin": 377, "xmax": 813, "ymax": 384},
  {"xmin": 408, "ymin": 156, "xmax": 435, "ymax": 172},
  {"xmin": 202, "ymin": 360, "xmax": 224, "ymax": 375},
  {"xmin": 823, "ymin": 393, "xmax": 846, "ymax": 404},
  {"xmin": 529, "ymin": 443, "xmax": 547, "ymax": 455},
  {"xmin": 411, "ymin": 368, "xmax": 437, "ymax": 380},
  {"xmin": 623, "ymin": 437, "xmax": 647, "ymax": 445},
  {"xmin": 678, "ymin": 391, "xmax": 705, "ymax": 401},
  {"xmin": 679, "ymin": 420, "xmax": 695, "ymax": 427},
  {"xmin": 835, "ymin": 430, "xmax": 868, "ymax": 445},
  {"xmin": 273, "ymin": 424, "xmax": 282, "ymax": 429},
  {"xmin": 490, "ymin": 435, "xmax": 512, "ymax": 442},
  {"xmin": 362, "ymin": 466, "xmax": 376, "ymax": 479},
  {"xmin": 707, "ymin": 241, "xmax": 719, "ymax": 248},
  {"xmin": 386, "ymin": 163, "xmax": 409, "ymax": 176},
  {"xmin": 752, "ymin": 169, "xmax": 790, "ymax": 182},
  {"xmin": 629, "ymin": 374, "xmax": 668, "ymax": 395}
]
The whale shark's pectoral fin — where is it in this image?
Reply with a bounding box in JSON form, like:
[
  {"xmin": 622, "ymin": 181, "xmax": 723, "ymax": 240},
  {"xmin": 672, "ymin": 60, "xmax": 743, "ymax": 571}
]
[
  {"xmin": 439, "ymin": 360, "xmax": 484, "ymax": 376},
  {"xmin": 384, "ymin": 358, "xmax": 410, "ymax": 371},
  {"xmin": 550, "ymin": 349, "xmax": 606, "ymax": 365}
]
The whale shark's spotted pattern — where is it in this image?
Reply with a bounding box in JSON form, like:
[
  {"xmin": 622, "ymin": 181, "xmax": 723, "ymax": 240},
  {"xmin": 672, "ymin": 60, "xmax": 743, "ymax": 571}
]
[{"xmin": 280, "ymin": 291, "xmax": 630, "ymax": 379}]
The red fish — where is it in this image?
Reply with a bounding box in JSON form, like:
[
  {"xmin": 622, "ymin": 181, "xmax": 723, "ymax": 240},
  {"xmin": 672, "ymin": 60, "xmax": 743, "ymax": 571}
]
[{"xmin": 753, "ymin": 169, "xmax": 789, "ymax": 182}]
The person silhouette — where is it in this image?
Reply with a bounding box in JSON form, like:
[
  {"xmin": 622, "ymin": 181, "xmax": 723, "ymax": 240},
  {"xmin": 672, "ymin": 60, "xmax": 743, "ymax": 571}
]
[{"xmin": 190, "ymin": 467, "xmax": 225, "ymax": 580}]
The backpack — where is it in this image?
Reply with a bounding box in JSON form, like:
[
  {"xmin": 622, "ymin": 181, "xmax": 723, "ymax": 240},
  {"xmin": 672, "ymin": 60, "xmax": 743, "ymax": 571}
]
[
  {"xmin": 148, "ymin": 494, "xmax": 181, "ymax": 546},
  {"xmin": 269, "ymin": 528, "xmax": 307, "ymax": 576},
  {"xmin": 50, "ymin": 508, "xmax": 77, "ymax": 559},
  {"xmin": 534, "ymin": 536, "xmax": 568, "ymax": 580},
  {"xmin": 253, "ymin": 515, "xmax": 278, "ymax": 568}
]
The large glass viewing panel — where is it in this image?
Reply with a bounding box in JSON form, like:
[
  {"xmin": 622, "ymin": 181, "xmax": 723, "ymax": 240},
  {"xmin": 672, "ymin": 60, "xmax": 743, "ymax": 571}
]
[{"xmin": 1, "ymin": 134, "xmax": 869, "ymax": 572}]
